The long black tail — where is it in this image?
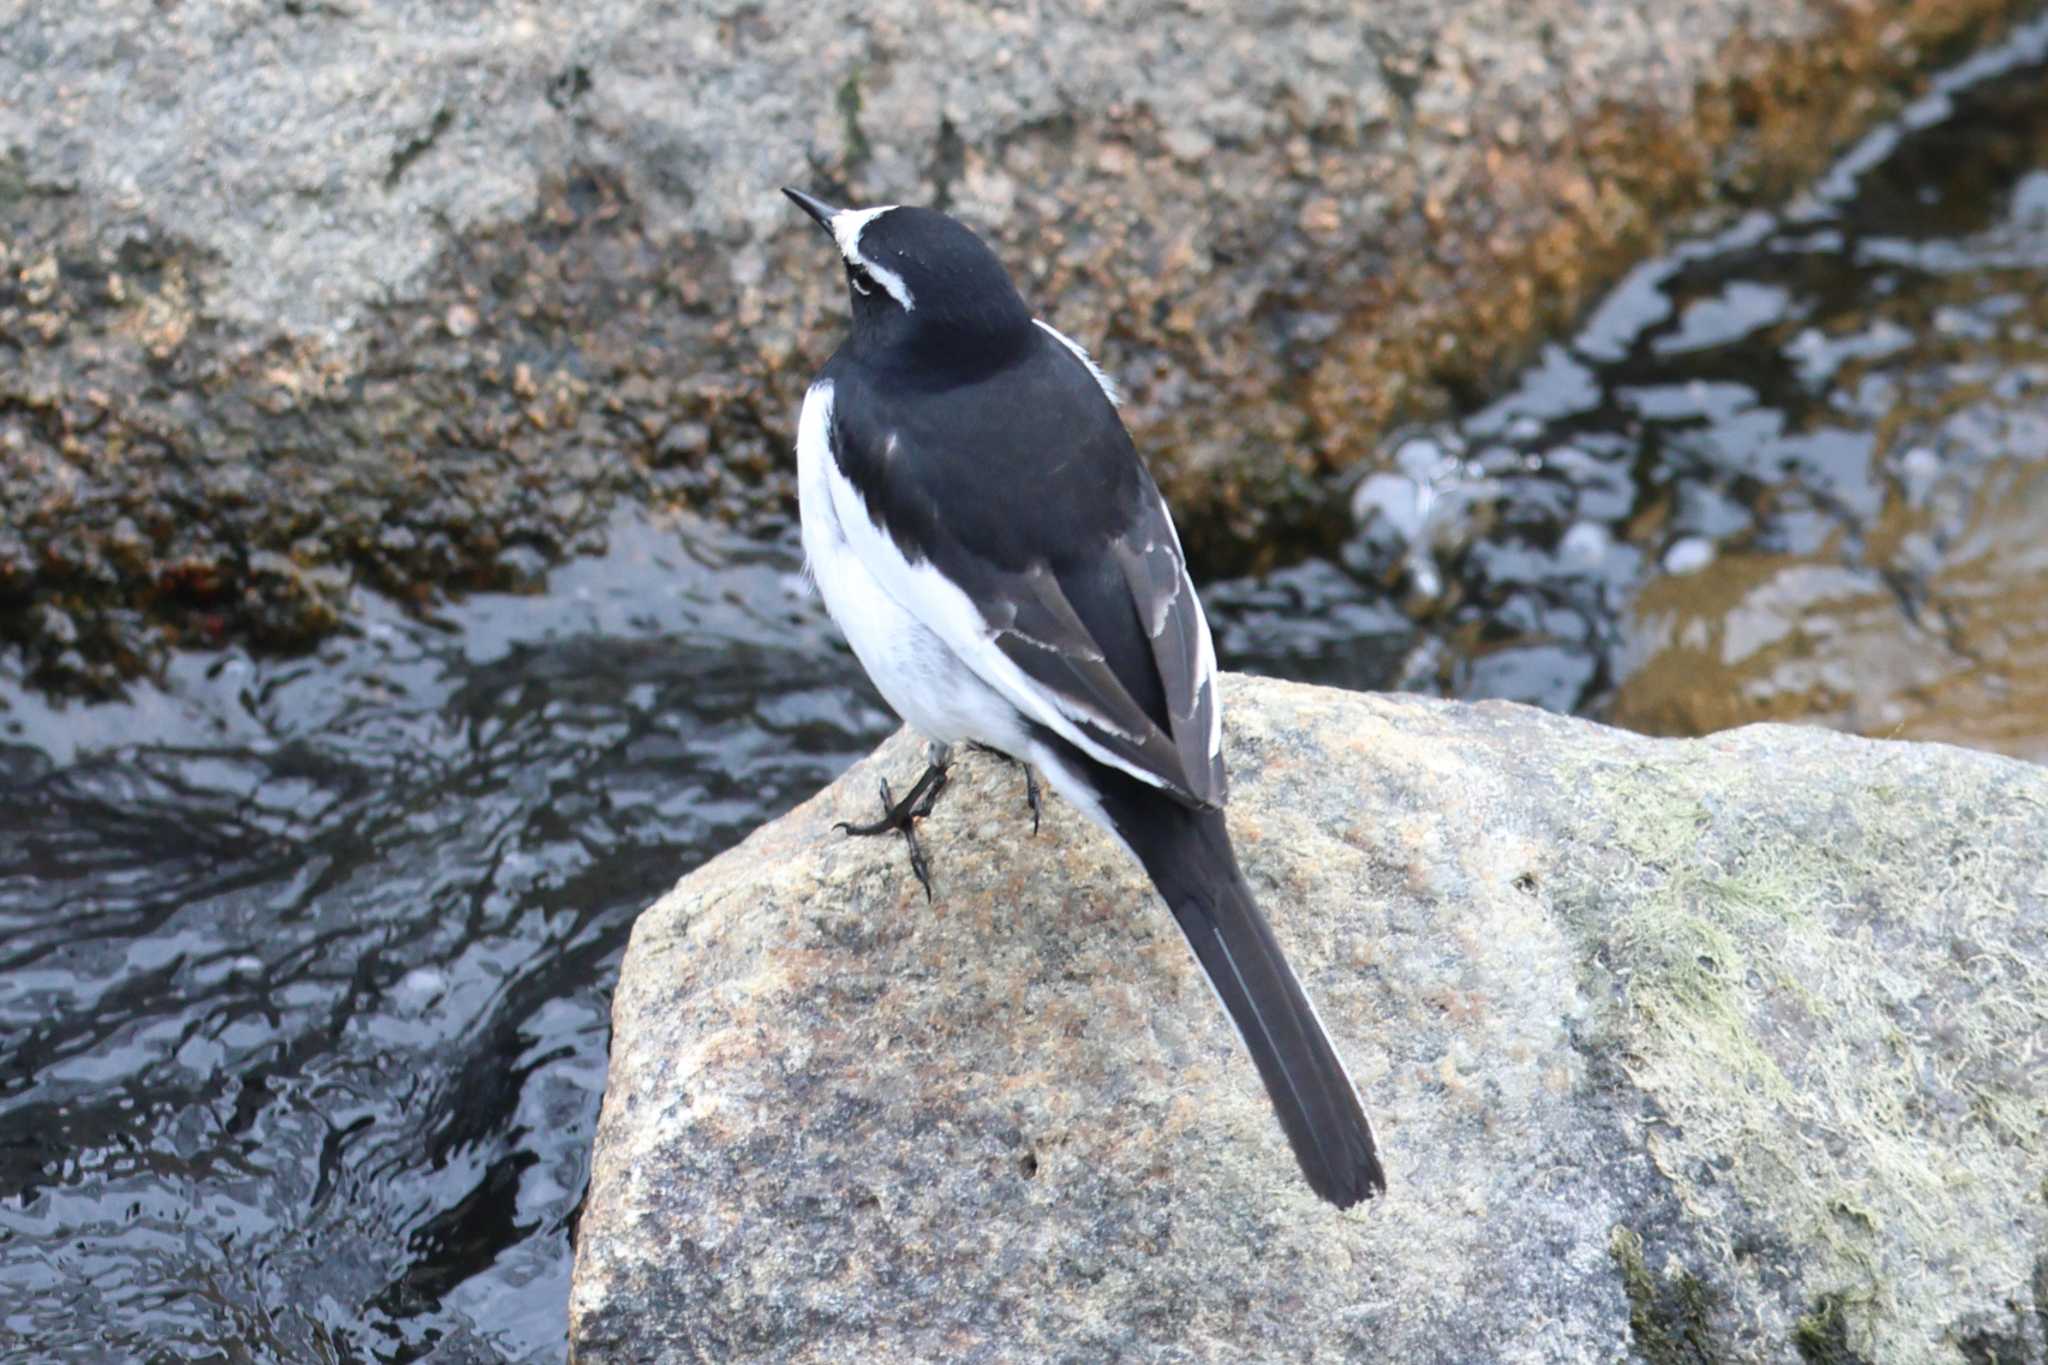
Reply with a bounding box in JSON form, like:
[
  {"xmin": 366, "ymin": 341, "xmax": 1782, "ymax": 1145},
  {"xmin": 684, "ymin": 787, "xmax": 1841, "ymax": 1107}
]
[{"xmin": 1109, "ymin": 793, "xmax": 1385, "ymax": 1207}]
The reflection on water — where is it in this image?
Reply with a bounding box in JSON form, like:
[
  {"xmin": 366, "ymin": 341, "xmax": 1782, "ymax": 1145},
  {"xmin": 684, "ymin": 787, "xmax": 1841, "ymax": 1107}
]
[
  {"xmin": 1603, "ymin": 42, "xmax": 2048, "ymax": 753},
  {"xmin": 3, "ymin": 16, "xmax": 2047, "ymax": 1362},
  {"xmin": 0, "ymin": 516, "xmax": 894, "ymax": 1360},
  {"xmin": 1211, "ymin": 14, "xmax": 2048, "ymax": 761}
]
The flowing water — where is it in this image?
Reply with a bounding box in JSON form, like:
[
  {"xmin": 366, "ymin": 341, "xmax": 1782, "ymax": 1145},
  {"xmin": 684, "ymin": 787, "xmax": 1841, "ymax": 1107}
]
[
  {"xmin": 1212, "ymin": 18, "xmax": 2048, "ymax": 755},
  {"xmin": 3, "ymin": 19, "xmax": 2045, "ymax": 1362}
]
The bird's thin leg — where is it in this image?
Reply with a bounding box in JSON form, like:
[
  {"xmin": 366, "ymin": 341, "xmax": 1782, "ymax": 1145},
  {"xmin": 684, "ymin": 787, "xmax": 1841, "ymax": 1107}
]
[
  {"xmin": 970, "ymin": 743, "xmax": 1042, "ymax": 834},
  {"xmin": 836, "ymin": 744, "xmax": 952, "ymax": 899}
]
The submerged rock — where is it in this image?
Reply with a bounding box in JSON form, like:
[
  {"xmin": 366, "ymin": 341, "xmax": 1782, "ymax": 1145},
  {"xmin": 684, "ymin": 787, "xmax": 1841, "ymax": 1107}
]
[{"xmin": 570, "ymin": 675, "xmax": 2047, "ymax": 1363}]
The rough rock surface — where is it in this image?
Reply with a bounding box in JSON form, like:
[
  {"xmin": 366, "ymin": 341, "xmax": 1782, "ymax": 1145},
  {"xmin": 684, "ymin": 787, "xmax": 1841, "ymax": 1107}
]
[
  {"xmin": 1, "ymin": 0, "xmax": 2037, "ymax": 689},
  {"xmin": 570, "ymin": 675, "xmax": 2048, "ymax": 1364}
]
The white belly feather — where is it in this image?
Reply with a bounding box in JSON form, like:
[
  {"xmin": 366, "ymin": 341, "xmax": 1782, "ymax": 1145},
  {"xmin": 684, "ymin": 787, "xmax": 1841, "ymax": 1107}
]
[{"xmin": 796, "ymin": 382, "xmax": 1029, "ymax": 753}]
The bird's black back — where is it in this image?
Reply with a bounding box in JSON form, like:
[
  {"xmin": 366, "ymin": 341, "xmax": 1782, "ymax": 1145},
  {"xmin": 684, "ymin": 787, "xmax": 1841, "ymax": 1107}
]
[{"xmin": 824, "ymin": 327, "xmax": 1176, "ymax": 745}]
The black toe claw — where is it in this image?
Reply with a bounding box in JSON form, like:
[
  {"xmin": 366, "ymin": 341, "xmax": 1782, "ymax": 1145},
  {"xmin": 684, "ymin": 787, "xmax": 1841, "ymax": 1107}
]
[
  {"xmin": 969, "ymin": 743, "xmax": 1044, "ymax": 833},
  {"xmin": 903, "ymin": 826, "xmax": 934, "ymax": 902},
  {"xmin": 836, "ymin": 758, "xmax": 951, "ymax": 899}
]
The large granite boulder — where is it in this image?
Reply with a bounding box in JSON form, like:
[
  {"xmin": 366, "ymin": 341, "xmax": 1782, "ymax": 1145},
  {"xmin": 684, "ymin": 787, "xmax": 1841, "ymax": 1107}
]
[
  {"xmin": 570, "ymin": 674, "xmax": 2047, "ymax": 1363},
  {"xmin": 2, "ymin": 1, "xmax": 2035, "ymax": 687}
]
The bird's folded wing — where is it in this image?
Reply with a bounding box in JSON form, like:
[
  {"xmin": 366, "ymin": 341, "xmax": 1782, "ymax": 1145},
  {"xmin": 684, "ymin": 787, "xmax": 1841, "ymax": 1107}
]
[
  {"xmin": 975, "ymin": 491, "xmax": 1224, "ymax": 806},
  {"xmin": 822, "ymin": 419, "xmax": 1223, "ymax": 808},
  {"xmin": 983, "ymin": 558, "xmax": 1221, "ymax": 808},
  {"xmin": 1106, "ymin": 489, "xmax": 1226, "ymax": 803}
]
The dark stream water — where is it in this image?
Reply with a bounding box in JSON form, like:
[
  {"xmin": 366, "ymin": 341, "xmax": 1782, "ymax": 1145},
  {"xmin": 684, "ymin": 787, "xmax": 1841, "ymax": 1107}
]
[
  {"xmin": 1213, "ymin": 19, "xmax": 2048, "ymax": 747},
  {"xmin": 4, "ymin": 19, "xmax": 2046, "ymax": 1362}
]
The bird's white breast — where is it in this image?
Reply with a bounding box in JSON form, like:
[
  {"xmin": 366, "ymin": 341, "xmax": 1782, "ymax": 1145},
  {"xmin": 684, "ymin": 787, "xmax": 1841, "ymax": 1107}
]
[{"xmin": 796, "ymin": 381, "xmax": 1028, "ymax": 753}]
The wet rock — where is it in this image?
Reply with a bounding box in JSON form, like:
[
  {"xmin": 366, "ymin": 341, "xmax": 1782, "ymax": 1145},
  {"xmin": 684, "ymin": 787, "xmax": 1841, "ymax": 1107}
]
[
  {"xmin": 1, "ymin": 1, "xmax": 2036, "ymax": 688},
  {"xmin": 1608, "ymin": 222, "xmax": 2048, "ymax": 760},
  {"xmin": 1271, "ymin": 20, "xmax": 2048, "ymax": 728},
  {"xmin": 571, "ymin": 674, "xmax": 2048, "ymax": 1363}
]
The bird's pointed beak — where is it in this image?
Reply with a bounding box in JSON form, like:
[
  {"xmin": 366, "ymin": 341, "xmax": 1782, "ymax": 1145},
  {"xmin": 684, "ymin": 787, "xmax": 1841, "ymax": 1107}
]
[{"xmin": 782, "ymin": 187, "xmax": 840, "ymax": 234}]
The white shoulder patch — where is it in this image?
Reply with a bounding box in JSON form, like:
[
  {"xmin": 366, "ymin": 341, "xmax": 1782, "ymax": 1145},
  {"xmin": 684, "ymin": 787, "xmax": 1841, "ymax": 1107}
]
[
  {"xmin": 1034, "ymin": 319, "xmax": 1120, "ymax": 406},
  {"xmin": 830, "ymin": 205, "xmax": 915, "ymax": 312}
]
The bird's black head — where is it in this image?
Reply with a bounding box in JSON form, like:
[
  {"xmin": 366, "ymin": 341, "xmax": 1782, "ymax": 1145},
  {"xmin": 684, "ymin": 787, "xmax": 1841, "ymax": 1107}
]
[{"xmin": 784, "ymin": 189, "xmax": 1034, "ymax": 365}]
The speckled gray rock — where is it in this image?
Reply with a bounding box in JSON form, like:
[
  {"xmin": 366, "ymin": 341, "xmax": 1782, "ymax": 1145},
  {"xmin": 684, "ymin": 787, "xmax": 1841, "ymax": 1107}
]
[
  {"xmin": 570, "ymin": 675, "xmax": 2048, "ymax": 1363},
  {"xmin": 1, "ymin": 0, "xmax": 2035, "ymax": 687},
  {"xmin": 0, "ymin": 0, "xmax": 1829, "ymax": 341}
]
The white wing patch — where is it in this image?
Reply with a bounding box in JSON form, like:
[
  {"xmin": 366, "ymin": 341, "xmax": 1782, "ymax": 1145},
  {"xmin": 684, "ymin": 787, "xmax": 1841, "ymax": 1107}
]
[
  {"xmin": 1152, "ymin": 488, "xmax": 1223, "ymax": 760},
  {"xmin": 830, "ymin": 205, "xmax": 915, "ymax": 312},
  {"xmin": 1141, "ymin": 542, "xmax": 1184, "ymax": 638},
  {"xmin": 1035, "ymin": 319, "xmax": 1121, "ymax": 406}
]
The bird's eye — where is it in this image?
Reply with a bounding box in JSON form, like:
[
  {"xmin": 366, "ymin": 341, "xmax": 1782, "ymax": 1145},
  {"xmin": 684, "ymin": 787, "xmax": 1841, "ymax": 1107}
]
[{"xmin": 848, "ymin": 266, "xmax": 872, "ymax": 297}]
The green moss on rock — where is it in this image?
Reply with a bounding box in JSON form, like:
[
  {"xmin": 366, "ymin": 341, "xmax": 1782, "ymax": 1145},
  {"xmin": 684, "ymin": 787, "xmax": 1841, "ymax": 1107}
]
[{"xmin": 1613, "ymin": 1225, "xmax": 1725, "ymax": 1364}]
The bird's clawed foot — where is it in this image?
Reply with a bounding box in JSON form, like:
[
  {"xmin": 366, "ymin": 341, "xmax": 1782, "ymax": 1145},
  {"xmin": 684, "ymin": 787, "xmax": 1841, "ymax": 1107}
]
[
  {"xmin": 970, "ymin": 743, "xmax": 1043, "ymax": 834},
  {"xmin": 837, "ymin": 744, "xmax": 952, "ymax": 900},
  {"xmin": 1022, "ymin": 765, "xmax": 1042, "ymax": 835}
]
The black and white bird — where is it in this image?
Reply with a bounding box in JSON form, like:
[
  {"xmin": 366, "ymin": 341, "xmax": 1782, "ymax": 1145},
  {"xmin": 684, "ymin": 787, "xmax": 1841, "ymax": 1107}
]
[{"xmin": 783, "ymin": 187, "xmax": 1385, "ymax": 1209}]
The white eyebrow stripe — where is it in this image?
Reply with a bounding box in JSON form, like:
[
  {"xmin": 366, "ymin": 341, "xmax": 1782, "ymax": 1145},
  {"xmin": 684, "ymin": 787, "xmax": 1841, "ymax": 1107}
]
[
  {"xmin": 857, "ymin": 259, "xmax": 915, "ymax": 311},
  {"xmin": 829, "ymin": 205, "xmax": 915, "ymax": 311}
]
